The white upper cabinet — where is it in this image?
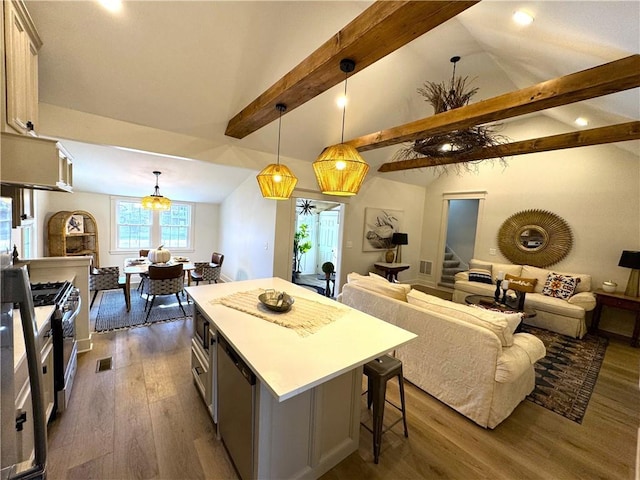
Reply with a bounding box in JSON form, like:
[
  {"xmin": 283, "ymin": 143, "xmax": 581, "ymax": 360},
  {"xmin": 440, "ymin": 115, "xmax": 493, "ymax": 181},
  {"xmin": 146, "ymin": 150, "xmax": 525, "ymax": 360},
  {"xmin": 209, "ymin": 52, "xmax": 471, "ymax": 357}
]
[{"xmin": 3, "ymin": 0, "xmax": 42, "ymax": 135}]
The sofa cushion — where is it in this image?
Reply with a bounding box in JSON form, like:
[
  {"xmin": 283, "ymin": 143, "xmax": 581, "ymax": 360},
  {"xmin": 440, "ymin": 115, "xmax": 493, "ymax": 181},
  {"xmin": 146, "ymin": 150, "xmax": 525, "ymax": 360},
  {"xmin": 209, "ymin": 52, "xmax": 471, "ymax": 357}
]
[
  {"xmin": 505, "ymin": 273, "xmax": 537, "ymax": 293},
  {"xmin": 346, "ymin": 272, "xmax": 410, "ymax": 301},
  {"xmin": 407, "ymin": 290, "xmax": 521, "ymax": 346},
  {"xmin": 469, "ymin": 261, "xmax": 493, "ymax": 284},
  {"xmin": 522, "ymin": 265, "xmax": 592, "ymax": 294},
  {"xmin": 525, "ymin": 293, "xmax": 586, "ymax": 319},
  {"xmin": 542, "ymin": 273, "xmax": 580, "ymax": 300},
  {"xmin": 407, "ymin": 289, "xmax": 453, "ymax": 307}
]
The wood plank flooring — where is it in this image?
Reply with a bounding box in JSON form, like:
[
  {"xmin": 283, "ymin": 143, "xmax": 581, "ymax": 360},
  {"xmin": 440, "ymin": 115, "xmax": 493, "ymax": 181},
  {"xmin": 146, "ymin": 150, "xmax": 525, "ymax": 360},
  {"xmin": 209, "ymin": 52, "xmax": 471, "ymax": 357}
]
[{"xmin": 45, "ymin": 294, "xmax": 639, "ymax": 479}]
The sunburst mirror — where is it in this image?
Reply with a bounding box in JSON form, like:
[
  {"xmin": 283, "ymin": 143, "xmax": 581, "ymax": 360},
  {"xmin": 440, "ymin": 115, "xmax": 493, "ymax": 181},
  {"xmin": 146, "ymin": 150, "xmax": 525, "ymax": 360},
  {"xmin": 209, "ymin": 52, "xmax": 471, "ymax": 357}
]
[{"xmin": 497, "ymin": 209, "xmax": 573, "ymax": 267}]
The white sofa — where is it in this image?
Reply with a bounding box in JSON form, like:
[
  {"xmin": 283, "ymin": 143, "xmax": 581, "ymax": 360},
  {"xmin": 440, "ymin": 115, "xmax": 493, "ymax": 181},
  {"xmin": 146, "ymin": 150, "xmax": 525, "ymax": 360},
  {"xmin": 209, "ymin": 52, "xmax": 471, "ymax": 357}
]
[
  {"xmin": 452, "ymin": 259, "xmax": 596, "ymax": 338},
  {"xmin": 338, "ymin": 275, "xmax": 546, "ymax": 429}
]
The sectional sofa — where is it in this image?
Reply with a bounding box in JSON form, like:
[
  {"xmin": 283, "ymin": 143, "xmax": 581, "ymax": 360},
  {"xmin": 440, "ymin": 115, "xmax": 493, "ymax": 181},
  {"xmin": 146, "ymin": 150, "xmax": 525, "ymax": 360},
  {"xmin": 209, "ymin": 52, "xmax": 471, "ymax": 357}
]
[{"xmin": 338, "ymin": 273, "xmax": 546, "ymax": 429}]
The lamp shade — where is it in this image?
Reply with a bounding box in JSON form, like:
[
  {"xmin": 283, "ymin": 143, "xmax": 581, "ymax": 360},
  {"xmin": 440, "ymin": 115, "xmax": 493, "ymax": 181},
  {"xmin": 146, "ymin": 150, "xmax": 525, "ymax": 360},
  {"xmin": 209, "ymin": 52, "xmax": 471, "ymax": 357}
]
[
  {"xmin": 392, "ymin": 232, "xmax": 408, "ymax": 245},
  {"xmin": 141, "ymin": 195, "xmax": 171, "ymax": 210},
  {"xmin": 618, "ymin": 250, "xmax": 640, "ymax": 269},
  {"xmin": 313, "ymin": 144, "xmax": 369, "ymax": 196},
  {"xmin": 256, "ymin": 163, "xmax": 298, "ymax": 200}
]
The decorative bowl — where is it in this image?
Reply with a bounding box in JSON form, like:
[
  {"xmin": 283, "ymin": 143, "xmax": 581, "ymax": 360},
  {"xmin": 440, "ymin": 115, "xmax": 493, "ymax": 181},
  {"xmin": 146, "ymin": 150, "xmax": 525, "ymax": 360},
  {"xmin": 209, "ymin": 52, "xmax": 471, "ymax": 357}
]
[
  {"xmin": 258, "ymin": 290, "xmax": 294, "ymax": 312},
  {"xmin": 602, "ymin": 281, "xmax": 617, "ymax": 293}
]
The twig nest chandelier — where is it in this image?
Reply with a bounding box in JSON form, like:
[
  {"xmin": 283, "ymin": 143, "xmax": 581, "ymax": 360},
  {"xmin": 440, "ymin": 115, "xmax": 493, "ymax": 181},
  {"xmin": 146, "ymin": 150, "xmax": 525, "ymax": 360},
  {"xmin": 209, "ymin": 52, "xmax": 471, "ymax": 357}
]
[{"xmin": 393, "ymin": 56, "xmax": 508, "ymax": 174}]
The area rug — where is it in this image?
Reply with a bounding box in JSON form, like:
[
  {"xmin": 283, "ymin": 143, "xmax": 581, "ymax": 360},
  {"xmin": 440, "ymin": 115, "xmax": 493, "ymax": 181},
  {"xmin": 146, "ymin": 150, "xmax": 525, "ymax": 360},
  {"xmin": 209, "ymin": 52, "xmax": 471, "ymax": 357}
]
[
  {"xmin": 521, "ymin": 324, "xmax": 608, "ymax": 424},
  {"xmin": 94, "ymin": 289, "xmax": 193, "ymax": 332}
]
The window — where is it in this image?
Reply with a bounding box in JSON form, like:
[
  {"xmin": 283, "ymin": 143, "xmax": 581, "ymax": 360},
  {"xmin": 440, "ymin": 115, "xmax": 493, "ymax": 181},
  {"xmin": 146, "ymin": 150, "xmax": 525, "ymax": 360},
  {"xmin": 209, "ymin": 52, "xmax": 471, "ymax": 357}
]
[{"xmin": 112, "ymin": 197, "xmax": 194, "ymax": 252}]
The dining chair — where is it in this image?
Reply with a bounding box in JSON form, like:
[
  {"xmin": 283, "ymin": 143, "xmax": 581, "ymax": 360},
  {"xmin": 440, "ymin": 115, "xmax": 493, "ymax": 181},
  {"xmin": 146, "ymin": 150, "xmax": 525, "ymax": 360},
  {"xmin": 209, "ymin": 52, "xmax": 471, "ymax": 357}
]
[
  {"xmin": 191, "ymin": 252, "xmax": 224, "ymax": 285},
  {"xmin": 143, "ymin": 263, "xmax": 186, "ymax": 321},
  {"xmin": 137, "ymin": 249, "xmax": 151, "ymax": 293},
  {"xmin": 89, "ymin": 266, "xmax": 126, "ymax": 308}
]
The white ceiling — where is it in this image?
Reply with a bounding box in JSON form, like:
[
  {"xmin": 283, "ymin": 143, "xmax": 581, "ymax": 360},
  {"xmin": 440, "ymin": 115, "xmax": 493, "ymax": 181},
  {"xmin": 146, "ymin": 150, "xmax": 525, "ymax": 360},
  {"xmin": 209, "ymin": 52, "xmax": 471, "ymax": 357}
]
[{"xmin": 26, "ymin": 1, "xmax": 640, "ymax": 203}]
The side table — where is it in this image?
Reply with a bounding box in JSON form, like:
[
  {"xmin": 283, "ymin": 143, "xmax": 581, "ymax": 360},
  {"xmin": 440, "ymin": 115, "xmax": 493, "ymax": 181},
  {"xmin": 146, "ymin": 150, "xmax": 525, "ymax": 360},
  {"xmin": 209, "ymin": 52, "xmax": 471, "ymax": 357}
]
[
  {"xmin": 373, "ymin": 262, "xmax": 410, "ymax": 282},
  {"xmin": 591, "ymin": 289, "xmax": 640, "ymax": 347}
]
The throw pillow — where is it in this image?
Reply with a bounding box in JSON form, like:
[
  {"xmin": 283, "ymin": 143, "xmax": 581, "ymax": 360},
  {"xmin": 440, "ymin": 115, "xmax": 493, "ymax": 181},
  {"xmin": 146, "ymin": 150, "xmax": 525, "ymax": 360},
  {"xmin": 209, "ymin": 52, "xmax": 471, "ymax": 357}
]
[
  {"xmin": 542, "ymin": 273, "xmax": 580, "ymax": 300},
  {"xmin": 368, "ymin": 272, "xmax": 390, "ymax": 283},
  {"xmin": 468, "ymin": 261, "xmax": 493, "ymax": 284},
  {"xmin": 505, "ymin": 273, "xmax": 537, "ymax": 293},
  {"xmin": 347, "ymin": 273, "xmax": 410, "ymax": 301}
]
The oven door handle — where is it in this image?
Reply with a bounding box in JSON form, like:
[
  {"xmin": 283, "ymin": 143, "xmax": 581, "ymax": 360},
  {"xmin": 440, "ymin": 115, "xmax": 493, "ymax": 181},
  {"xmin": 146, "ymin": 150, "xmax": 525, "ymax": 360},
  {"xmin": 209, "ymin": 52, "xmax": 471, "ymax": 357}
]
[{"xmin": 61, "ymin": 297, "xmax": 82, "ymax": 324}]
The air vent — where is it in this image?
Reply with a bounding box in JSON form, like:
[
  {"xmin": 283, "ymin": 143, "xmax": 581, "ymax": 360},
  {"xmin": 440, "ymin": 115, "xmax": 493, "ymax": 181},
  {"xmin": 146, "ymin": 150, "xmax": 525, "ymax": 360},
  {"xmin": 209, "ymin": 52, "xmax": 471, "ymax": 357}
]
[
  {"xmin": 419, "ymin": 260, "xmax": 432, "ymax": 275},
  {"xmin": 96, "ymin": 357, "xmax": 113, "ymax": 373}
]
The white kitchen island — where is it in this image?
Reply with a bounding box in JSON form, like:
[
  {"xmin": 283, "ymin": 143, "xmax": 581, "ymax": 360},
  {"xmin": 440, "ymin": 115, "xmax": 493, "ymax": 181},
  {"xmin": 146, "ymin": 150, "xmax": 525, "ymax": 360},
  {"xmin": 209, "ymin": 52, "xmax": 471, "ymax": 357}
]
[{"xmin": 186, "ymin": 277, "xmax": 416, "ymax": 480}]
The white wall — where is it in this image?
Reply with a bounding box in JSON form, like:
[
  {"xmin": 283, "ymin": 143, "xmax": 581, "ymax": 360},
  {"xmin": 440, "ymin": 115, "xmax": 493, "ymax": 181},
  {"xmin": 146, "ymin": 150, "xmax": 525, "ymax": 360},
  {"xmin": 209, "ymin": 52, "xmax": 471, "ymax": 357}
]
[
  {"xmin": 336, "ymin": 176, "xmax": 426, "ymax": 287},
  {"xmin": 219, "ymin": 176, "xmax": 277, "ymax": 281},
  {"xmin": 35, "ymin": 190, "xmax": 220, "ymax": 268}
]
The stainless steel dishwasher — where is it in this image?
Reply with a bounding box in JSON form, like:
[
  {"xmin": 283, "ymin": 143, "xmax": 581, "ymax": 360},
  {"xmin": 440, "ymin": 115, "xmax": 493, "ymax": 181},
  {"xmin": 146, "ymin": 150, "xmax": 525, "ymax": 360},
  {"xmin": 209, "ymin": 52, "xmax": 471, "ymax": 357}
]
[{"xmin": 217, "ymin": 334, "xmax": 256, "ymax": 480}]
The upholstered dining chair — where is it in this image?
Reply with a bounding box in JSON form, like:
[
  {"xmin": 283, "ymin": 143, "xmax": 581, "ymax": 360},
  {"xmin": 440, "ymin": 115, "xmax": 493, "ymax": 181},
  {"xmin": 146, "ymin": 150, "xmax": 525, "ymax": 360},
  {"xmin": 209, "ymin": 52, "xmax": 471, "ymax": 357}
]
[
  {"xmin": 143, "ymin": 263, "xmax": 186, "ymax": 321},
  {"xmin": 89, "ymin": 266, "xmax": 126, "ymax": 308},
  {"xmin": 137, "ymin": 249, "xmax": 151, "ymax": 293},
  {"xmin": 190, "ymin": 252, "xmax": 224, "ymax": 286}
]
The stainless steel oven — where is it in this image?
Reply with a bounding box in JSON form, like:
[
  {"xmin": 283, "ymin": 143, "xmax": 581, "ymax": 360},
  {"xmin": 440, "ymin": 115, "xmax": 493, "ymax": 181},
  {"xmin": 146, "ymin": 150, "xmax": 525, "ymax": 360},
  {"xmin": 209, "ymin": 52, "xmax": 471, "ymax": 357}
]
[{"xmin": 31, "ymin": 281, "xmax": 80, "ymax": 414}]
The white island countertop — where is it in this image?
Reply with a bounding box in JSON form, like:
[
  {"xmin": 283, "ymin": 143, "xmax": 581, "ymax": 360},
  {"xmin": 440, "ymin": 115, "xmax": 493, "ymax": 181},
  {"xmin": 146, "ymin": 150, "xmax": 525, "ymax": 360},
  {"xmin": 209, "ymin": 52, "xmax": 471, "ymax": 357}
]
[{"xmin": 186, "ymin": 277, "xmax": 416, "ymax": 402}]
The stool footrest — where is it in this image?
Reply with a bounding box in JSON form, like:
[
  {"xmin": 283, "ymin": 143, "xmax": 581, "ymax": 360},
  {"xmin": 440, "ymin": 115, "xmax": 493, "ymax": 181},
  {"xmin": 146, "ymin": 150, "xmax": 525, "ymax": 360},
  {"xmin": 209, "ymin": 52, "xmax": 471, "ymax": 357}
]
[{"xmin": 360, "ymin": 415, "xmax": 405, "ymax": 436}]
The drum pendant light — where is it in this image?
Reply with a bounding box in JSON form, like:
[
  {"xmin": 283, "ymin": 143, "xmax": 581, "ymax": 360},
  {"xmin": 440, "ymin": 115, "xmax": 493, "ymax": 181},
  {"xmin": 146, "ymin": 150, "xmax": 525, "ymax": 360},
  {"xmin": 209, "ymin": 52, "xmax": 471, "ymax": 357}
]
[
  {"xmin": 141, "ymin": 171, "xmax": 171, "ymax": 210},
  {"xmin": 256, "ymin": 103, "xmax": 298, "ymax": 200},
  {"xmin": 313, "ymin": 59, "xmax": 369, "ymax": 196}
]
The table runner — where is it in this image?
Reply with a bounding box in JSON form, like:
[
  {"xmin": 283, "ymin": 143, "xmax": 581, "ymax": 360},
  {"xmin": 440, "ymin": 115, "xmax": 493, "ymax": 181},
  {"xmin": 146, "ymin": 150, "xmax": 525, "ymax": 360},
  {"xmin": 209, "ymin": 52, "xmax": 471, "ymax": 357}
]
[{"xmin": 211, "ymin": 289, "xmax": 345, "ymax": 336}]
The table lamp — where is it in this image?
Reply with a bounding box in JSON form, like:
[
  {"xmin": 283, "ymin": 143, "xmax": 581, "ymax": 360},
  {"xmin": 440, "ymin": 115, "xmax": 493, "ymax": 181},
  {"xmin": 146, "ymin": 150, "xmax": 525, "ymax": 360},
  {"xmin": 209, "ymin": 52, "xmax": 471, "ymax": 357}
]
[
  {"xmin": 392, "ymin": 233, "xmax": 408, "ymax": 263},
  {"xmin": 618, "ymin": 250, "xmax": 640, "ymax": 297}
]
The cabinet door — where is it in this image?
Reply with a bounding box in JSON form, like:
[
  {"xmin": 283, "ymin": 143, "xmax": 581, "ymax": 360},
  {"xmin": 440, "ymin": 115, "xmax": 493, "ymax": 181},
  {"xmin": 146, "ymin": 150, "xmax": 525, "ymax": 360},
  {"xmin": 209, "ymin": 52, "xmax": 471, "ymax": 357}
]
[
  {"xmin": 4, "ymin": 1, "xmax": 40, "ymax": 134},
  {"xmin": 41, "ymin": 338, "xmax": 55, "ymax": 423},
  {"xmin": 15, "ymin": 377, "xmax": 35, "ymax": 464}
]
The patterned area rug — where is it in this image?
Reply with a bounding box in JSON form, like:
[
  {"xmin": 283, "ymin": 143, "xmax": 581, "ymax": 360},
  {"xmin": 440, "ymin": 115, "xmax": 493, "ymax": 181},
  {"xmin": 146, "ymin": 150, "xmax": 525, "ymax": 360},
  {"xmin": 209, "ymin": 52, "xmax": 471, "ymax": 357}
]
[
  {"xmin": 94, "ymin": 289, "xmax": 193, "ymax": 332},
  {"xmin": 521, "ymin": 324, "xmax": 608, "ymax": 424}
]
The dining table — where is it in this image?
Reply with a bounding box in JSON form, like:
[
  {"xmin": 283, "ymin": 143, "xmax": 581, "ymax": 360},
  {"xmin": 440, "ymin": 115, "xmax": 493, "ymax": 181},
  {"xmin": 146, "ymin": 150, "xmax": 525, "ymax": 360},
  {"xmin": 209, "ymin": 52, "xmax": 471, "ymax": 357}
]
[{"xmin": 123, "ymin": 257, "xmax": 195, "ymax": 312}]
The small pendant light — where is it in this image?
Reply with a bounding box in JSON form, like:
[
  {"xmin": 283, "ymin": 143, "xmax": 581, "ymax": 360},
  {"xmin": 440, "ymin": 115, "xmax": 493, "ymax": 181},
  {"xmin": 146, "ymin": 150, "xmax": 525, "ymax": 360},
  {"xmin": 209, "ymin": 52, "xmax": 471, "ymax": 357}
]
[
  {"xmin": 313, "ymin": 59, "xmax": 369, "ymax": 196},
  {"xmin": 256, "ymin": 103, "xmax": 298, "ymax": 200},
  {"xmin": 141, "ymin": 171, "xmax": 171, "ymax": 210}
]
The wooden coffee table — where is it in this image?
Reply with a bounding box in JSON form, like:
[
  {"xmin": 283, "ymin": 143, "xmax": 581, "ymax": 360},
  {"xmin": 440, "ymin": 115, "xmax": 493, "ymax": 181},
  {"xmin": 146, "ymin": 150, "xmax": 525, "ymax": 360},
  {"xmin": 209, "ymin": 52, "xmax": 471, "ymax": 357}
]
[{"xmin": 464, "ymin": 294, "xmax": 536, "ymax": 319}]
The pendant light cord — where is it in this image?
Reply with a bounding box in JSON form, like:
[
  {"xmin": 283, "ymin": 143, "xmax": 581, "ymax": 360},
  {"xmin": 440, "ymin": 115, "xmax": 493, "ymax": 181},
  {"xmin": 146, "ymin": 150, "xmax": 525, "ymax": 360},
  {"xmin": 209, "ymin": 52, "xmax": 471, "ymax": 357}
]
[
  {"xmin": 341, "ymin": 72, "xmax": 348, "ymax": 144},
  {"xmin": 277, "ymin": 109, "xmax": 282, "ymax": 166}
]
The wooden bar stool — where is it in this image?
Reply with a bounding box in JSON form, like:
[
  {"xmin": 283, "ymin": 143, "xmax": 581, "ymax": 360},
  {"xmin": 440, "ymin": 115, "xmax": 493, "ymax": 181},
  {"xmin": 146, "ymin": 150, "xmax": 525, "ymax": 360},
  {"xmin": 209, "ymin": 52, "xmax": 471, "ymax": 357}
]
[{"xmin": 362, "ymin": 354, "xmax": 409, "ymax": 464}]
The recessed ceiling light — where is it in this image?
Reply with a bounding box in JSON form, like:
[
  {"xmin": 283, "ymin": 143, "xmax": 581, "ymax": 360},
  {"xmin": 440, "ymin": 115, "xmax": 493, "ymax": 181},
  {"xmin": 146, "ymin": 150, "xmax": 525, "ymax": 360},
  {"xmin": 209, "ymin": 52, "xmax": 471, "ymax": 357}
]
[
  {"xmin": 575, "ymin": 117, "xmax": 589, "ymax": 127},
  {"xmin": 98, "ymin": 0, "xmax": 122, "ymax": 13},
  {"xmin": 513, "ymin": 10, "xmax": 534, "ymax": 26}
]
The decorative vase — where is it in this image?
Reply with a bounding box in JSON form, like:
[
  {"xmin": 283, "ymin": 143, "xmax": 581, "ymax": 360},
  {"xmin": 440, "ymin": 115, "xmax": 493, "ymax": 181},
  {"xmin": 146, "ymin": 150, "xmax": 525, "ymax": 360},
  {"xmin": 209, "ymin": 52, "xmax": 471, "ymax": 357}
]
[{"xmin": 385, "ymin": 249, "xmax": 395, "ymax": 263}]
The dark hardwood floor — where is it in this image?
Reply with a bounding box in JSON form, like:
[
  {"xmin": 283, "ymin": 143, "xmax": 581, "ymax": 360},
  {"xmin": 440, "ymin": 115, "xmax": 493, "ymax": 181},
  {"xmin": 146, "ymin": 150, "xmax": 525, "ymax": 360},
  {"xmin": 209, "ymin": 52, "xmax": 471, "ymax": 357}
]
[{"xmin": 45, "ymin": 292, "xmax": 639, "ymax": 479}]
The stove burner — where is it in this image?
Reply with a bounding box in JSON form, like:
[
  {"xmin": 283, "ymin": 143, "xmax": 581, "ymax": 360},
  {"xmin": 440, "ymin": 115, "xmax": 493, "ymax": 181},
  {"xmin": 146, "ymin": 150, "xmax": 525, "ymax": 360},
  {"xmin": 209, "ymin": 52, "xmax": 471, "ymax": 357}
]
[{"xmin": 31, "ymin": 281, "xmax": 73, "ymax": 307}]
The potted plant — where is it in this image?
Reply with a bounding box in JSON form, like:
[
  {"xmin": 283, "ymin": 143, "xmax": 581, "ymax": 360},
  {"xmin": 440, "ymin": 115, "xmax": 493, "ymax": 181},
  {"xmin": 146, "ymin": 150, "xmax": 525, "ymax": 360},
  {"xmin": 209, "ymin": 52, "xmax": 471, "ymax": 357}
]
[{"xmin": 293, "ymin": 224, "xmax": 312, "ymax": 276}]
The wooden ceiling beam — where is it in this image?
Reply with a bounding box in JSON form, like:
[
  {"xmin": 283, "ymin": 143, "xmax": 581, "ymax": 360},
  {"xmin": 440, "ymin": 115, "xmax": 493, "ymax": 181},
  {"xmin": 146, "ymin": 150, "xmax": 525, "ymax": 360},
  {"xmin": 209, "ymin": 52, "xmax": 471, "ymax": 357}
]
[
  {"xmin": 225, "ymin": 0, "xmax": 478, "ymax": 139},
  {"xmin": 377, "ymin": 121, "xmax": 640, "ymax": 171},
  {"xmin": 347, "ymin": 54, "xmax": 640, "ymax": 152}
]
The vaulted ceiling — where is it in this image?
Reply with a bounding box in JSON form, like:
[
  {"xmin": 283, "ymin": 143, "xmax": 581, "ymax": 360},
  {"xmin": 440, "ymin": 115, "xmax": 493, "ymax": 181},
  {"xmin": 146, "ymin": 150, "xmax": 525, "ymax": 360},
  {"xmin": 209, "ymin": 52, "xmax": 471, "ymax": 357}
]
[{"xmin": 26, "ymin": 1, "xmax": 640, "ymax": 203}]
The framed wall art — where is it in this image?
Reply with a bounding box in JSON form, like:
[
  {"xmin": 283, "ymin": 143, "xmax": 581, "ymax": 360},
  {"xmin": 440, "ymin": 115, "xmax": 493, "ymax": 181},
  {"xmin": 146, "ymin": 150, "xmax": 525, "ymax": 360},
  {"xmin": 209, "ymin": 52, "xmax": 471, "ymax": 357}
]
[
  {"xmin": 362, "ymin": 208, "xmax": 403, "ymax": 252},
  {"xmin": 66, "ymin": 214, "xmax": 84, "ymax": 234}
]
